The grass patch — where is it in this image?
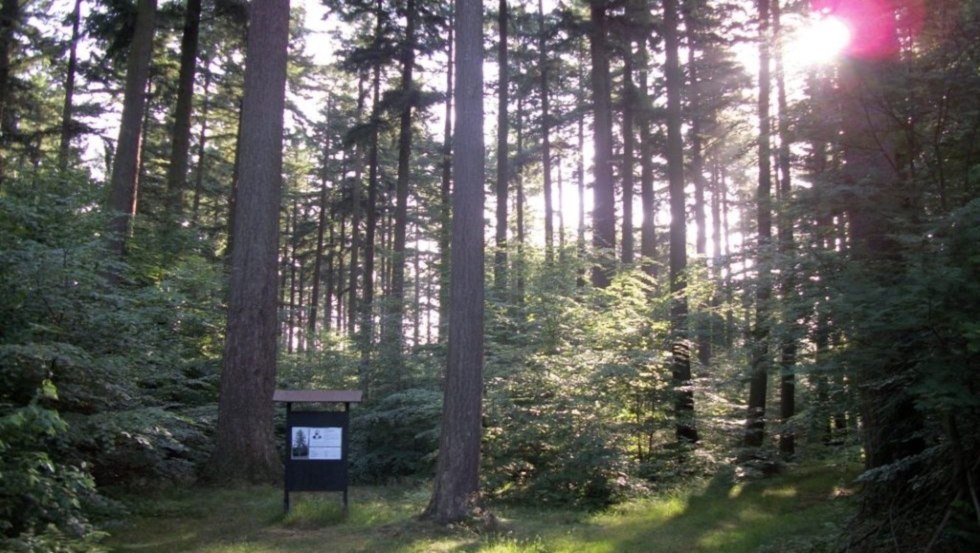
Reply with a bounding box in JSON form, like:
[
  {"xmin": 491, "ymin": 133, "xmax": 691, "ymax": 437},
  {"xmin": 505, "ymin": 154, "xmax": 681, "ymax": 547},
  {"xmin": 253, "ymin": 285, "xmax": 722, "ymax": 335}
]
[{"xmin": 105, "ymin": 464, "xmax": 857, "ymax": 553}]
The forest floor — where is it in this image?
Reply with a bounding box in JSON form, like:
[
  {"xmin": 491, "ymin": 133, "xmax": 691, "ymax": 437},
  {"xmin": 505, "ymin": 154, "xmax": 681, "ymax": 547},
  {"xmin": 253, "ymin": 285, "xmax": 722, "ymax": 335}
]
[{"xmin": 105, "ymin": 463, "xmax": 858, "ymax": 553}]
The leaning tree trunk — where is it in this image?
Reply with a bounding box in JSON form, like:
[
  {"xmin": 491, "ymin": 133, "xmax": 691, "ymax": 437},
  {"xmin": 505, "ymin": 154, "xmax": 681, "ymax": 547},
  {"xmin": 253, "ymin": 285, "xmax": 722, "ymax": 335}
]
[
  {"xmin": 105, "ymin": 0, "xmax": 157, "ymax": 263},
  {"xmin": 424, "ymin": 0, "xmax": 484, "ymax": 525},
  {"xmin": 208, "ymin": 0, "xmax": 290, "ymax": 484}
]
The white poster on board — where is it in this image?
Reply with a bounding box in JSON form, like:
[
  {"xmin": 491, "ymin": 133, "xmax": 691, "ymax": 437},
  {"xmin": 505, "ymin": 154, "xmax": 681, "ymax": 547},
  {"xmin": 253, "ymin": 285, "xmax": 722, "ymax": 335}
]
[{"xmin": 291, "ymin": 427, "xmax": 342, "ymax": 460}]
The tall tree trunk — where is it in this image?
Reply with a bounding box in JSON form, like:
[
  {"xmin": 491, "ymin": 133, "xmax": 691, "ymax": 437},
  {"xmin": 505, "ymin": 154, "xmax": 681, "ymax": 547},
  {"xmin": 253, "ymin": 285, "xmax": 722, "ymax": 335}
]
[
  {"xmin": 165, "ymin": 0, "xmax": 202, "ymax": 219},
  {"xmin": 682, "ymin": 0, "xmax": 711, "ymax": 370},
  {"xmin": 514, "ymin": 61, "xmax": 525, "ymax": 301},
  {"xmin": 589, "ymin": 0, "xmax": 615, "ymax": 288},
  {"xmin": 58, "ymin": 0, "xmax": 83, "ymax": 171},
  {"xmin": 383, "ymin": 0, "xmax": 418, "ymax": 384},
  {"xmin": 360, "ymin": 5, "xmax": 384, "ymax": 393},
  {"xmin": 576, "ymin": 41, "xmax": 587, "ymax": 285},
  {"xmin": 664, "ymin": 0, "xmax": 698, "ymax": 443},
  {"xmin": 309, "ymin": 108, "xmax": 332, "ymax": 351},
  {"xmin": 539, "ymin": 0, "xmax": 554, "ymax": 263},
  {"xmin": 637, "ymin": 26, "xmax": 656, "ymax": 277},
  {"xmin": 494, "ymin": 0, "xmax": 509, "ymax": 293},
  {"xmin": 438, "ymin": 13, "xmax": 453, "ymax": 344},
  {"xmin": 0, "ymin": 0, "xmax": 20, "ymax": 181},
  {"xmin": 190, "ymin": 47, "xmax": 212, "ymax": 227},
  {"xmin": 621, "ymin": 47, "xmax": 635, "ymax": 265},
  {"xmin": 744, "ymin": 0, "xmax": 772, "ymax": 448},
  {"xmin": 106, "ymin": 0, "xmax": 157, "ymax": 263},
  {"xmin": 425, "ymin": 0, "xmax": 484, "ymax": 524},
  {"xmin": 209, "ymin": 0, "xmax": 289, "ymax": 484},
  {"xmin": 772, "ymin": 0, "xmax": 795, "ymax": 457},
  {"xmin": 348, "ymin": 73, "xmax": 366, "ymax": 338}
]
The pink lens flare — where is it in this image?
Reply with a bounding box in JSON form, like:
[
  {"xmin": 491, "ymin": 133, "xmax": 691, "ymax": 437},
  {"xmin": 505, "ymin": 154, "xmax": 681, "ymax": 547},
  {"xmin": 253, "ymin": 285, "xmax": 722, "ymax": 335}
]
[{"xmin": 809, "ymin": 0, "xmax": 924, "ymax": 59}]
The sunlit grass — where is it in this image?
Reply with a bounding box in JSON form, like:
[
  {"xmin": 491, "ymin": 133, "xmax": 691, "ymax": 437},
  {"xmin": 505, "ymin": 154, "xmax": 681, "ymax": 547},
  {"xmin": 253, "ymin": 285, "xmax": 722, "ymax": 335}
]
[{"xmin": 106, "ymin": 464, "xmax": 858, "ymax": 553}]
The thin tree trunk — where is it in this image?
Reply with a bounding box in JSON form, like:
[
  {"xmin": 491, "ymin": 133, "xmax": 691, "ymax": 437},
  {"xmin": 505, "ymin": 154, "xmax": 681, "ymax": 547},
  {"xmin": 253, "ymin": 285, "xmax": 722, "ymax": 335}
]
[
  {"xmin": 190, "ymin": 47, "xmax": 212, "ymax": 227},
  {"xmin": 349, "ymin": 74, "xmax": 366, "ymax": 338},
  {"xmin": 309, "ymin": 106, "xmax": 332, "ymax": 351},
  {"xmin": 539, "ymin": 0, "xmax": 554, "ymax": 263},
  {"xmin": 165, "ymin": 0, "xmax": 202, "ymax": 219},
  {"xmin": 360, "ymin": 5, "xmax": 384, "ymax": 392},
  {"xmin": 773, "ymin": 0, "xmax": 795, "ymax": 457},
  {"xmin": 664, "ymin": 0, "xmax": 697, "ymax": 443},
  {"xmin": 494, "ymin": 0, "xmax": 509, "ymax": 292},
  {"xmin": 58, "ymin": 0, "xmax": 83, "ymax": 171},
  {"xmin": 438, "ymin": 14, "xmax": 453, "ymax": 344},
  {"xmin": 383, "ymin": 0, "xmax": 418, "ymax": 384},
  {"xmin": 621, "ymin": 47, "xmax": 635, "ymax": 265},
  {"xmin": 744, "ymin": 0, "xmax": 772, "ymax": 448}
]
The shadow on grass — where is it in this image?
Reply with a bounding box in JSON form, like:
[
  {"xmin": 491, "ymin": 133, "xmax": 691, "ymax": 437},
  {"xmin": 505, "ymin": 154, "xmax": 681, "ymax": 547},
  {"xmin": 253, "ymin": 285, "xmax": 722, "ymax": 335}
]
[
  {"xmin": 106, "ymin": 466, "xmax": 855, "ymax": 553},
  {"xmin": 575, "ymin": 465, "xmax": 855, "ymax": 553}
]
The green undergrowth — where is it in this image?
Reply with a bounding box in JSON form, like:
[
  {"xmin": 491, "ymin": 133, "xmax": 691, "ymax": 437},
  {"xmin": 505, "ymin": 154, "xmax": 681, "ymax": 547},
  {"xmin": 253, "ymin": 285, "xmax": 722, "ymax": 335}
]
[{"xmin": 105, "ymin": 463, "xmax": 858, "ymax": 553}]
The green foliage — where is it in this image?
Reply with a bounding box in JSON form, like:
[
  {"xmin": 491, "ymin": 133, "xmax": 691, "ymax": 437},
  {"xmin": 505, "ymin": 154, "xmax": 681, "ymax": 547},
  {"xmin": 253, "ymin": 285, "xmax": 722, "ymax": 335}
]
[
  {"xmin": 0, "ymin": 170, "xmax": 226, "ymax": 545},
  {"xmin": 0, "ymin": 384, "xmax": 104, "ymax": 552},
  {"xmin": 349, "ymin": 388, "xmax": 443, "ymax": 483},
  {"xmin": 484, "ymin": 266, "xmax": 674, "ymax": 507}
]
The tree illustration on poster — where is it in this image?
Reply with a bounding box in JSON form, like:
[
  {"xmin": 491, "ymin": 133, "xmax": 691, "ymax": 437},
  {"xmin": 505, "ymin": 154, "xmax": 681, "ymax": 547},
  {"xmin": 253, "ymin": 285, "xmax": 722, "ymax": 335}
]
[{"xmin": 273, "ymin": 390, "xmax": 363, "ymax": 512}]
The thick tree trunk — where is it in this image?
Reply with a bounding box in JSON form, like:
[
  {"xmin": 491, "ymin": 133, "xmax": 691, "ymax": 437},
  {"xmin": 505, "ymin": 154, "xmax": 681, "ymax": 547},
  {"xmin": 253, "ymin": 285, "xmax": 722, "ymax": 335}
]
[
  {"xmin": 106, "ymin": 0, "xmax": 157, "ymax": 262},
  {"xmin": 744, "ymin": 0, "xmax": 772, "ymax": 448},
  {"xmin": 424, "ymin": 0, "xmax": 484, "ymax": 524},
  {"xmin": 664, "ymin": 0, "xmax": 697, "ymax": 443},
  {"xmin": 209, "ymin": 0, "xmax": 290, "ymax": 484},
  {"xmin": 589, "ymin": 0, "xmax": 615, "ymax": 288},
  {"xmin": 165, "ymin": 0, "xmax": 202, "ymax": 219},
  {"xmin": 494, "ymin": 0, "xmax": 508, "ymax": 293}
]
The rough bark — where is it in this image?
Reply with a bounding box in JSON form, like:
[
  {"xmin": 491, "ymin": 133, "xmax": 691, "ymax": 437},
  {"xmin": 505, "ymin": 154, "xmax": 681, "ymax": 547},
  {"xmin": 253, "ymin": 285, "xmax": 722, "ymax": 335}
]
[
  {"xmin": 424, "ymin": 0, "xmax": 484, "ymax": 524},
  {"xmin": 209, "ymin": 0, "xmax": 290, "ymax": 484},
  {"xmin": 106, "ymin": 0, "xmax": 157, "ymax": 262}
]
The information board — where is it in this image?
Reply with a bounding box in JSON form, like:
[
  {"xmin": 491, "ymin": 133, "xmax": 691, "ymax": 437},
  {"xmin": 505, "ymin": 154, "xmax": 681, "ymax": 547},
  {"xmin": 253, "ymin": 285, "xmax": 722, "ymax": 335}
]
[{"xmin": 284, "ymin": 410, "xmax": 348, "ymax": 493}]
